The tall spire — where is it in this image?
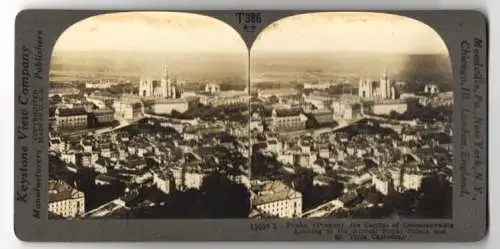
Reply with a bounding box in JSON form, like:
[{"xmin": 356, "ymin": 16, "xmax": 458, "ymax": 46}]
[
  {"xmin": 383, "ymin": 64, "xmax": 388, "ymax": 79},
  {"xmin": 162, "ymin": 63, "xmax": 168, "ymax": 79}
]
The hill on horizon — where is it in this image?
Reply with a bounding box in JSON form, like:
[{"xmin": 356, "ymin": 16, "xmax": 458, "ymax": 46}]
[
  {"xmin": 50, "ymin": 50, "xmax": 249, "ymax": 85},
  {"xmin": 50, "ymin": 50, "xmax": 452, "ymax": 90}
]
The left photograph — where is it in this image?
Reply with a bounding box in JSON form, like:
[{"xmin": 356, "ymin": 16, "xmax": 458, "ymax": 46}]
[{"xmin": 48, "ymin": 12, "xmax": 251, "ymax": 219}]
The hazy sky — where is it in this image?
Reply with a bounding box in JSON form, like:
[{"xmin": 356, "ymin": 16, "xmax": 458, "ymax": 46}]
[
  {"xmin": 54, "ymin": 12, "xmax": 247, "ymax": 54},
  {"xmin": 252, "ymin": 12, "xmax": 449, "ymax": 55},
  {"xmin": 54, "ymin": 12, "xmax": 449, "ymax": 55}
]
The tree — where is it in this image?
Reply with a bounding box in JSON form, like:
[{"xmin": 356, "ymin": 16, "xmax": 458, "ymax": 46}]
[
  {"xmin": 74, "ymin": 167, "xmax": 96, "ymax": 192},
  {"xmin": 293, "ymin": 168, "xmax": 316, "ymax": 209},
  {"xmin": 148, "ymin": 189, "xmax": 203, "ymax": 218},
  {"xmin": 170, "ymin": 110, "xmax": 183, "ymax": 119},
  {"xmin": 389, "ymin": 110, "xmax": 400, "ymax": 119},
  {"xmin": 251, "ymin": 151, "xmax": 282, "ymax": 179},
  {"xmin": 310, "ymin": 182, "xmax": 344, "ymax": 205},
  {"xmin": 269, "ymin": 95, "xmax": 280, "ymax": 104},
  {"xmin": 418, "ymin": 174, "xmax": 452, "ymax": 218},
  {"xmin": 199, "ymin": 172, "xmax": 251, "ymax": 218}
]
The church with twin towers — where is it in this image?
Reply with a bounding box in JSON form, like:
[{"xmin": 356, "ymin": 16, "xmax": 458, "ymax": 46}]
[
  {"xmin": 358, "ymin": 67, "xmax": 398, "ymax": 100},
  {"xmin": 139, "ymin": 64, "xmax": 184, "ymax": 99}
]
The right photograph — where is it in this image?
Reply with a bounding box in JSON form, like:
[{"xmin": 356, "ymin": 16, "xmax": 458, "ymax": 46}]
[{"xmin": 249, "ymin": 12, "xmax": 453, "ymax": 219}]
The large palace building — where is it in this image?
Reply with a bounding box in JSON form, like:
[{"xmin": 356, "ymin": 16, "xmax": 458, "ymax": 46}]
[{"xmin": 139, "ymin": 64, "xmax": 184, "ymax": 99}]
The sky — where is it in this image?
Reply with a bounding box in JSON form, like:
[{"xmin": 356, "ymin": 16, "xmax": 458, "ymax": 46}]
[
  {"xmin": 252, "ymin": 12, "xmax": 449, "ymax": 55},
  {"xmin": 53, "ymin": 12, "xmax": 247, "ymax": 54},
  {"xmin": 54, "ymin": 12, "xmax": 449, "ymax": 55}
]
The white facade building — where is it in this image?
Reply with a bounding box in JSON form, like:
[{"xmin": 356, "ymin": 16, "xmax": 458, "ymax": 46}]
[
  {"xmin": 153, "ymin": 171, "xmax": 171, "ymax": 194},
  {"xmin": 252, "ymin": 181, "xmax": 302, "ymax": 218},
  {"xmin": 48, "ymin": 180, "xmax": 85, "ymax": 218}
]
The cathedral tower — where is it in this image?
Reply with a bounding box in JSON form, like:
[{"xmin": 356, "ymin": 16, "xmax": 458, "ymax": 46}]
[
  {"xmin": 139, "ymin": 77, "xmax": 154, "ymax": 97},
  {"xmin": 160, "ymin": 64, "xmax": 170, "ymax": 98},
  {"xmin": 379, "ymin": 66, "xmax": 390, "ymax": 99},
  {"xmin": 358, "ymin": 78, "xmax": 373, "ymax": 98}
]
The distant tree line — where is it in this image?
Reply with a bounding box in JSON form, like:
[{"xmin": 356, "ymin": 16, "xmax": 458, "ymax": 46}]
[
  {"xmin": 384, "ymin": 104, "xmax": 452, "ymax": 123},
  {"xmin": 169, "ymin": 104, "xmax": 248, "ymax": 123}
]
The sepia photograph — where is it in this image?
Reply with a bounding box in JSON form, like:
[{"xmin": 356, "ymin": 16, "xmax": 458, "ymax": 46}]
[
  {"xmin": 47, "ymin": 11, "xmax": 453, "ymax": 221},
  {"xmin": 248, "ymin": 12, "xmax": 453, "ymax": 219},
  {"xmin": 11, "ymin": 7, "xmax": 491, "ymax": 242},
  {"xmin": 48, "ymin": 12, "xmax": 252, "ymax": 219}
]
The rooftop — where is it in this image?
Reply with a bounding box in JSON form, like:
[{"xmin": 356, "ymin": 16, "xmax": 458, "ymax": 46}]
[
  {"xmin": 274, "ymin": 108, "xmax": 302, "ymax": 117},
  {"xmin": 338, "ymin": 191, "xmax": 358, "ymax": 204},
  {"xmin": 91, "ymin": 107, "xmax": 114, "ymax": 114},
  {"xmin": 56, "ymin": 107, "xmax": 87, "ymax": 117},
  {"xmin": 253, "ymin": 181, "xmax": 301, "ymax": 206},
  {"xmin": 48, "ymin": 180, "xmax": 84, "ymax": 203}
]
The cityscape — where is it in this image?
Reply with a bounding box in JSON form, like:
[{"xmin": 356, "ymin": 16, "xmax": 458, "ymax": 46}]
[{"xmin": 48, "ymin": 12, "xmax": 453, "ymax": 220}]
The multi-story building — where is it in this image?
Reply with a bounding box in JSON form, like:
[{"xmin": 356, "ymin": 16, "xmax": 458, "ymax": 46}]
[
  {"xmin": 85, "ymin": 80, "xmax": 121, "ymax": 89},
  {"xmin": 54, "ymin": 107, "xmax": 88, "ymax": 130},
  {"xmin": 276, "ymin": 151, "xmax": 294, "ymax": 165},
  {"xmin": 296, "ymin": 153, "xmax": 317, "ymax": 168},
  {"xmin": 48, "ymin": 87, "xmax": 80, "ymax": 97},
  {"xmin": 228, "ymin": 174, "xmax": 251, "ymax": 188},
  {"xmin": 168, "ymin": 166, "xmax": 205, "ymax": 190},
  {"xmin": 429, "ymin": 91, "xmax": 453, "ymax": 107},
  {"xmin": 372, "ymin": 172, "xmax": 392, "ymax": 195},
  {"xmin": 152, "ymin": 170, "xmax": 171, "ymax": 194},
  {"xmin": 89, "ymin": 107, "xmax": 115, "ymax": 125},
  {"xmin": 304, "ymin": 92, "xmax": 334, "ymax": 110},
  {"xmin": 169, "ymin": 167, "xmax": 184, "ymax": 190},
  {"xmin": 365, "ymin": 99, "xmax": 409, "ymax": 115},
  {"xmin": 49, "ymin": 107, "xmax": 57, "ymax": 130},
  {"xmin": 249, "ymin": 113, "xmax": 264, "ymax": 133},
  {"xmin": 198, "ymin": 90, "xmax": 249, "ymax": 107},
  {"xmin": 48, "ymin": 180, "xmax": 85, "ymax": 219},
  {"xmin": 183, "ymin": 127, "xmax": 202, "ymax": 141},
  {"xmin": 252, "ymin": 181, "xmax": 302, "ymax": 218},
  {"xmin": 146, "ymin": 98, "xmax": 189, "ymax": 114},
  {"xmin": 389, "ymin": 166, "xmax": 423, "ymax": 192},
  {"xmin": 113, "ymin": 99, "xmax": 143, "ymax": 121},
  {"xmin": 60, "ymin": 151, "xmax": 76, "ymax": 165},
  {"xmin": 310, "ymin": 109, "xmax": 334, "ymax": 126},
  {"xmin": 303, "ymin": 82, "xmax": 333, "ymax": 90},
  {"xmin": 75, "ymin": 152, "xmax": 92, "ymax": 167},
  {"xmin": 80, "ymin": 139, "xmax": 92, "ymax": 153},
  {"xmin": 331, "ymin": 100, "xmax": 362, "ymax": 120},
  {"xmin": 266, "ymin": 139, "xmax": 282, "ymax": 155},
  {"xmin": 86, "ymin": 94, "xmax": 115, "ymax": 108},
  {"xmin": 317, "ymin": 143, "xmax": 330, "ymax": 159},
  {"xmin": 401, "ymin": 171, "xmax": 423, "ymax": 190},
  {"xmin": 266, "ymin": 108, "xmax": 307, "ymax": 132},
  {"xmin": 205, "ymin": 83, "xmax": 221, "ymax": 94},
  {"xmin": 100, "ymin": 145, "xmax": 112, "ymax": 158},
  {"xmin": 184, "ymin": 169, "xmax": 205, "ymax": 190},
  {"xmin": 49, "ymin": 135, "xmax": 63, "ymax": 152},
  {"xmin": 424, "ymin": 84, "xmax": 439, "ymax": 95}
]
